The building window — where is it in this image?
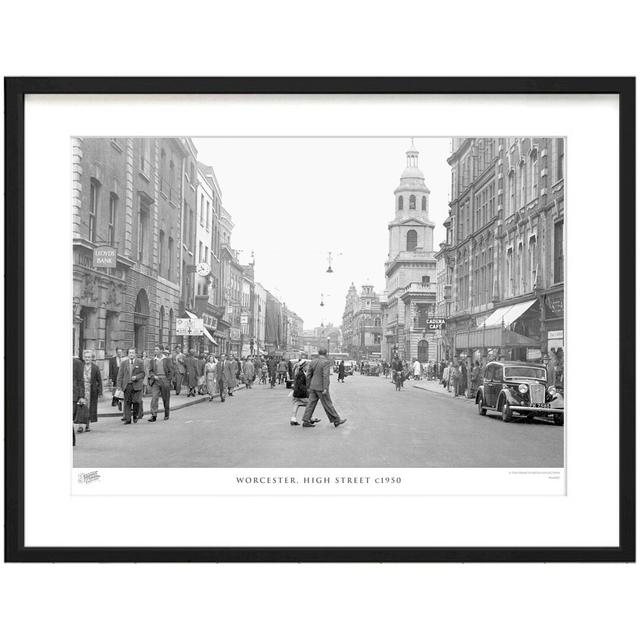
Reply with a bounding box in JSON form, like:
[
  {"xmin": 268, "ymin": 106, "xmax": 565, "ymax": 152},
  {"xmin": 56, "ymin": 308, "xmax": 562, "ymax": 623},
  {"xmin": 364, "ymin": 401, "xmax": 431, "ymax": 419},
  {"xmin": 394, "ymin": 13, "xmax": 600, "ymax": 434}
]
[
  {"xmin": 530, "ymin": 150, "xmax": 538, "ymax": 200},
  {"xmin": 409, "ymin": 195, "xmax": 416, "ymax": 210},
  {"xmin": 189, "ymin": 209, "xmax": 194, "ymax": 249},
  {"xmin": 556, "ymin": 138, "xmax": 565, "ymax": 181},
  {"xmin": 421, "ymin": 275, "xmax": 430, "ymax": 286},
  {"xmin": 159, "ymin": 148, "xmax": 166, "ymax": 192},
  {"xmin": 140, "ymin": 139, "xmax": 151, "ymax": 175},
  {"xmin": 138, "ymin": 197, "xmax": 150, "ymax": 263},
  {"xmin": 506, "ymin": 247, "xmax": 513, "ymax": 297},
  {"xmin": 159, "ymin": 230, "xmax": 165, "ymax": 275},
  {"xmin": 200, "ymin": 195, "xmax": 205, "ymax": 226},
  {"xmin": 206, "ymin": 201, "xmax": 210, "ymax": 231},
  {"xmin": 108, "ymin": 193, "xmax": 117, "ymax": 246},
  {"xmin": 554, "ymin": 220, "xmax": 564, "ymax": 283},
  {"xmin": 519, "ymin": 163, "xmax": 526, "ymax": 210},
  {"xmin": 398, "ymin": 196, "xmax": 403, "ymax": 211},
  {"xmin": 422, "ymin": 196, "xmax": 427, "ymax": 211},
  {"xmin": 168, "ymin": 308, "xmax": 174, "ymax": 349},
  {"xmin": 406, "ymin": 229, "xmax": 418, "ymax": 251},
  {"xmin": 168, "ymin": 160, "xmax": 175, "ymax": 200},
  {"xmin": 198, "ymin": 241, "xmax": 203, "ymax": 264},
  {"xmin": 168, "ymin": 236, "xmax": 174, "ymax": 280},
  {"xmin": 182, "ymin": 202, "xmax": 187, "ymax": 244},
  {"xmin": 529, "ymin": 236, "xmax": 537, "ymax": 290},
  {"xmin": 508, "ymin": 171, "xmax": 515, "ymax": 216},
  {"xmin": 517, "ymin": 241, "xmax": 524, "ymax": 294},
  {"xmin": 88, "ymin": 179, "xmax": 99, "ymax": 243},
  {"xmin": 159, "ymin": 306, "xmax": 165, "ymax": 348}
]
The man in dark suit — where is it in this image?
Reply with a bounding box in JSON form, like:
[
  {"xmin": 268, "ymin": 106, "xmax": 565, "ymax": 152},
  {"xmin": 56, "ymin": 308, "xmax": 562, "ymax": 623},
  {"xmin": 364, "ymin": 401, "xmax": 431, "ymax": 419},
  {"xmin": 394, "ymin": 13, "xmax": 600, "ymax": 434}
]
[
  {"xmin": 108, "ymin": 348, "xmax": 123, "ymax": 408},
  {"xmin": 148, "ymin": 345, "xmax": 174, "ymax": 421},
  {"xmin": 301, "ymin": 349, "xmax": 347, "ymax": 428},
  {"xmin": 116, "ymin": 347, "xmax": 146, "ymax": 424},
  {"xmin": 214, "ymin": 354, "xmax": 228, "ymax": 402},
  {"xmin": 72, "ymin": 356, "xmax": 85, "ymax": 446}
]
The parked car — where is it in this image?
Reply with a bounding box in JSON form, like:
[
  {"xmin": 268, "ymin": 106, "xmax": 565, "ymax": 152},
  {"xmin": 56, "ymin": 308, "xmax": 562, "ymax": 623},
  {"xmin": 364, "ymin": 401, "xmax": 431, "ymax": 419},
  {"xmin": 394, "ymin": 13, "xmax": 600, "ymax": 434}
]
[{"xmin": 475, "ymin": 361, "xmax": 564, "ymax": 425}]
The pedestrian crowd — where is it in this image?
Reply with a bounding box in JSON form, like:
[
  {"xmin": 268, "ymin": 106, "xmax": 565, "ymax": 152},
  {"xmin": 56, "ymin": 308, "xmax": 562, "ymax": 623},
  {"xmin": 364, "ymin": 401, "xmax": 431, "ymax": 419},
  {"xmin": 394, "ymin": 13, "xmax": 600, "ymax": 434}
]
[{"xmin": 72, "ymin": 346, "xmax": 349, "ymax": 444}]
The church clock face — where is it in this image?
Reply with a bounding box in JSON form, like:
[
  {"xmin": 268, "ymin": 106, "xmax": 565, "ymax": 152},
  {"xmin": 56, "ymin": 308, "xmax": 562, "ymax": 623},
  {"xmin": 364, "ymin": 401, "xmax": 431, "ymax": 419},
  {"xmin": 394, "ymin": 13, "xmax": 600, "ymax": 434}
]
[{"xmin": 196, "ymin": 262, "xmax": 211, "ymax": 277}]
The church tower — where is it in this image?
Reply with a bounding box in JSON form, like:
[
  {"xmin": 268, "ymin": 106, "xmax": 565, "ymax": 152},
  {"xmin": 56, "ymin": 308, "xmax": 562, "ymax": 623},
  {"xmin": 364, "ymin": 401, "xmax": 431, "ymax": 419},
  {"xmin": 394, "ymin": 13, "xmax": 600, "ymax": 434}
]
[{"xmin": 383, "ymin": 141, "xmax": 437, "ymax": 363}]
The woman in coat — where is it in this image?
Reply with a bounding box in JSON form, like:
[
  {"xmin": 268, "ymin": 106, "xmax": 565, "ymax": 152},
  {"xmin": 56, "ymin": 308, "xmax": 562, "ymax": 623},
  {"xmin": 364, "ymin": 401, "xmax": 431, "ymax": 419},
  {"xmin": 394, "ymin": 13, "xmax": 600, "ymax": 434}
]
[
  {"xmin": 205, "ymin": 354, "xmax": 217, "ymax": 401},
  {"xmin": 76, "ymin": 349, "xmax": 103, "ymax": 433},
  {"xmin": 223, "ymin": 355, "xmax": 237, "ymax": 396},
  {"xmin": 243, "ymin": 357, "xmax": 255, "ymax": 389},
  {"xmin": 184, "ymin": 349, "xmax": 199, "ymax": 397}
]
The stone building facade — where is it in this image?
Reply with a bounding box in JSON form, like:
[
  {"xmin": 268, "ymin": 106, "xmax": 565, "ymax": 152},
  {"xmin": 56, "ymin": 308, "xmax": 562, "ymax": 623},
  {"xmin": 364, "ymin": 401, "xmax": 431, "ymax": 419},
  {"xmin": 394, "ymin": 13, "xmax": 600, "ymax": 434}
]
[
  {"xmin": 73, "ymin": 137, "xmax": 190, "ymax": 371},
  {"xmin": 382, "ymin": 142, "xmax": 438, "ymax": 363},
  {"xmin": 440, "ymin": 137, "xmax": 565, "ymax": 370}
]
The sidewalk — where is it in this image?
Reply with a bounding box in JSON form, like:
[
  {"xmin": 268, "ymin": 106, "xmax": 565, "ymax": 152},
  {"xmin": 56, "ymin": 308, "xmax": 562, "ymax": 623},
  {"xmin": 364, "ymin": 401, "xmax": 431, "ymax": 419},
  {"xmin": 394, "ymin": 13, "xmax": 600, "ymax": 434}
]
[
  {"xmin": 412, "ymin": 378, "xmax": 474, "ymax": 401},
  {"xmin": 97, "ymin": 384, "xmax": 246, "ymax": 418}
]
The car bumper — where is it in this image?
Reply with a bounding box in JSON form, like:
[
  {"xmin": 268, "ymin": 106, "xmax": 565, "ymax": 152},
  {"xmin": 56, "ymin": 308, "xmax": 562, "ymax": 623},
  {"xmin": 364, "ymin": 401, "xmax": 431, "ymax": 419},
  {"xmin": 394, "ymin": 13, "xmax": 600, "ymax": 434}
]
[{"xmin": 508, "ymin": 405, "xmax": 564, "ymax": 415}]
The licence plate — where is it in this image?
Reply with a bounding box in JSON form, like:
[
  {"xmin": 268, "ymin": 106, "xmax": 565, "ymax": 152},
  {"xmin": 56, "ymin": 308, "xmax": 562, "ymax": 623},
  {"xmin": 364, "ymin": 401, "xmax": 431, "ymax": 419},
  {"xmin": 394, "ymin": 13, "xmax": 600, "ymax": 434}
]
[{"xmin": 532, "ymin": 403, "xmax": 551, "ymax": 408}]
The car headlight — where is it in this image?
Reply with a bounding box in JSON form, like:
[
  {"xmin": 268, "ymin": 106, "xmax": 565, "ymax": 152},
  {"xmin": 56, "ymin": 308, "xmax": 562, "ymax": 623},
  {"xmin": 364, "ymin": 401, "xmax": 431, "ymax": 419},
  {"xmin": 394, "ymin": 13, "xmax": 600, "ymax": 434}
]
[
  {"xmin": 518, "ymin": 383, "xmax": 528, "ymax": 394},
  {"xmin": 548, "ymin": 385, "xmax": 557, "ymax": 398}
]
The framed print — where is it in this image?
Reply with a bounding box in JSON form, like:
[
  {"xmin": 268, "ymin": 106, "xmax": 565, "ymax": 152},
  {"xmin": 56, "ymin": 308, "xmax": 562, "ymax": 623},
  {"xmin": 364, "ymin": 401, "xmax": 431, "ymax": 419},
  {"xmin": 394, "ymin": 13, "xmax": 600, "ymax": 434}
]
[{"xmin": 4, "ymin": 77, "xmax": 635, "ymax": 562}]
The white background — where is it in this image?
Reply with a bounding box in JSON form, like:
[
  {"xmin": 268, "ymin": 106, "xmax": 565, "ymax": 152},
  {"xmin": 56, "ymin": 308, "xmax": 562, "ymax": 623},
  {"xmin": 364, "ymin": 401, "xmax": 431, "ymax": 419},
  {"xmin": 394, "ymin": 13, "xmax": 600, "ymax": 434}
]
[
  {"xmin": 1, "ymin": 2, "xmax": 638, "ymax": 640},
  {"xmin": 26, "ymin": 93, "xmax": 603, "ymax": 548}
]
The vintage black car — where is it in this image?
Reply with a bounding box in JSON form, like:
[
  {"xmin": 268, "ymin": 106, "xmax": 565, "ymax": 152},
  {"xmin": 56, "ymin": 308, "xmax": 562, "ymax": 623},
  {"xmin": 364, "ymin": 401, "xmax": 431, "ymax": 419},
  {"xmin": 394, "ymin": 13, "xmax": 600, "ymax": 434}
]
[{"xmin": 475, "ymin": 361, "xmax": 564, "ymax": 425}]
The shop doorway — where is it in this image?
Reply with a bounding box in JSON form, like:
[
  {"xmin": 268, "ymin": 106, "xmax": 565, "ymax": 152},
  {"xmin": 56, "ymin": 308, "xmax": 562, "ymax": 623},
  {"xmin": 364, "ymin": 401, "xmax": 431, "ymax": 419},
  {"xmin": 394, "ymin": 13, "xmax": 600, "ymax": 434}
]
[{"xmin": 417, "ymin": 339, "xmax": 429, "ymax": 362}]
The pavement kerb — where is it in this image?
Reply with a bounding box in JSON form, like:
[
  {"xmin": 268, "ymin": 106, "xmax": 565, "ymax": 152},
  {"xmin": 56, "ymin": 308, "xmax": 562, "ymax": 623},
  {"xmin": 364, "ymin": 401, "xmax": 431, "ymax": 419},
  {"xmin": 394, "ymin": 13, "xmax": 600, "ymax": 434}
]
[
  {"xmin": 98, "ymin": 384, "xmax": 248, "ymax": 418},
  {"xmin": 412, "ymin": 382, "xmax": 474, "ymax": 402}
]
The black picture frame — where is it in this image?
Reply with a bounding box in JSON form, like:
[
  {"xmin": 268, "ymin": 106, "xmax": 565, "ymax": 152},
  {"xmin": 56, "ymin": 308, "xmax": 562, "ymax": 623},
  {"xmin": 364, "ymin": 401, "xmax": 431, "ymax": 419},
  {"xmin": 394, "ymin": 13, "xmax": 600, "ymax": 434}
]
[{"xmin": 4, "ymin": 77, "xmax": 635, "ymax": 563}]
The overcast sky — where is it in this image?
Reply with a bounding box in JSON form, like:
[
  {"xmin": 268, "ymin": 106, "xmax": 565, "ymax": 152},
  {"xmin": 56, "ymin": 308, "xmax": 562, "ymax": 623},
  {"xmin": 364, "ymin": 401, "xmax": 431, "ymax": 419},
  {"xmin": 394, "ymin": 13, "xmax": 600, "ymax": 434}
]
[{"xmin": 194, "ymin": 137, "xmax": 452, "ymax": 329}]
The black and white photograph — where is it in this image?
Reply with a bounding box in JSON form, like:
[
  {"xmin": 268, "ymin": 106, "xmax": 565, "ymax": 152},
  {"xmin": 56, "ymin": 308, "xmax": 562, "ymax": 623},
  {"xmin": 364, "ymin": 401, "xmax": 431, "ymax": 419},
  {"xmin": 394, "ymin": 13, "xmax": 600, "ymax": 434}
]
[{"xmin": 71, "ymin": 136, "xmax": 566, "ymax": 473}]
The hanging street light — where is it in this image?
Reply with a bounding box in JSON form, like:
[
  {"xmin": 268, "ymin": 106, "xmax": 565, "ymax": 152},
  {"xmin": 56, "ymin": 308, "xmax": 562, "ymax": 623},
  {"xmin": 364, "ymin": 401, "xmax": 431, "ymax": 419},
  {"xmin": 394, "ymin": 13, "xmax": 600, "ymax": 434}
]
[{"xmin": 326, "ymin": 251, "xmax": 342, "ymax": 274}]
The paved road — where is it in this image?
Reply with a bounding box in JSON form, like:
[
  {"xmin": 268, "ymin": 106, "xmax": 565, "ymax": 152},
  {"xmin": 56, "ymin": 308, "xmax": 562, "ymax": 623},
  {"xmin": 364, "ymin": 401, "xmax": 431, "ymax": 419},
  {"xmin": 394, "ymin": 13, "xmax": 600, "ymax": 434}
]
[{"xmin": 73, "ymin": 373, "xmax": 564, "ymax": 468}]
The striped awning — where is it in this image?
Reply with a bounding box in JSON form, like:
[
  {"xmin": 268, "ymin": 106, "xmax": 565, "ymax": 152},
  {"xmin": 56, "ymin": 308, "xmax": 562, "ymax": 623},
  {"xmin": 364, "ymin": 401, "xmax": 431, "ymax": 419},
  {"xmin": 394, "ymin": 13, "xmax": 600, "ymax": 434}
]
[{"xmin": 482, "ymin": 299, "xmax": 537, "ymax": 328}]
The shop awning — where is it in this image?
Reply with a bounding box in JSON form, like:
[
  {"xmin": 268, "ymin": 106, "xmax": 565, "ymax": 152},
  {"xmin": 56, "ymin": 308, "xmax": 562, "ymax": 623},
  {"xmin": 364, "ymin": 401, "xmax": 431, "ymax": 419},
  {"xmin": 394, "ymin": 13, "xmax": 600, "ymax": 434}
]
[
  {"xmin": 185, "ymin": 310, "xmax": 218, "ymax": 345},
  {"xmin": 483, "ymin": 299, "xmax": 537, "ymax": 328},
  {"xmin": 456, "ymin": 327, "xmax": 539, "ymax": 349},
  {"xmin": 203, "ymin": 326, "xmax": 218, "ymax": 346}
]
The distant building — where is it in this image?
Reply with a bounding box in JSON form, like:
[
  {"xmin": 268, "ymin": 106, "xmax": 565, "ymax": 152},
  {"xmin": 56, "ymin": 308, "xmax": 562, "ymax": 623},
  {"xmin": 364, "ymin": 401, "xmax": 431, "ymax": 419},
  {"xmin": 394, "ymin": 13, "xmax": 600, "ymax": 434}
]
[
  {"xmin": 341, "ymin": 284, "xmax": 383, "ymax": 359},
  {"xmin": 382, "ymin": 142, "xmax": 438, "ymax": 363},
  {"xmin": 253, "ymin": 282, "xmax": 267, "ymax": 355}
]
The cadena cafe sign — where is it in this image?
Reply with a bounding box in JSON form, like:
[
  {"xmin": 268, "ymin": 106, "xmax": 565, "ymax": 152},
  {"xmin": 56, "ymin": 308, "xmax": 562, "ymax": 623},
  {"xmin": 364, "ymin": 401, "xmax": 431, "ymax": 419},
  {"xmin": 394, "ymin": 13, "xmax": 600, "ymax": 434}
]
[{"xmin": 92, "ymin": 245, "xmax": 117, "ymax": 268}]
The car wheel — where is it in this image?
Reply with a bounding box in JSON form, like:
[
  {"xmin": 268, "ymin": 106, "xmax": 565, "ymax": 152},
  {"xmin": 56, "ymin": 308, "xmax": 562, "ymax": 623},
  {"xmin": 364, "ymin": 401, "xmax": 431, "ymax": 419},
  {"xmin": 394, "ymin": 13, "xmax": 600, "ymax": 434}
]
[
  {"xmin": 501, "ymin": 401, "xmax": 512, "ymax": 423},
  {"xmin": 553, "ymin": 414, "xmax": 564, "ymax": 426},
  {"xmin": 477, "ymin": 397, "xmax": 487, "ymax": 416}
]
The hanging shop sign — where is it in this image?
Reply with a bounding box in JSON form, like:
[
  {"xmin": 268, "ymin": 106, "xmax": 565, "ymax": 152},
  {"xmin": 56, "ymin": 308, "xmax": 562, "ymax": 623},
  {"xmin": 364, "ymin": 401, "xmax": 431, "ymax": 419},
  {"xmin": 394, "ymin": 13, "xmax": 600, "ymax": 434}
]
[
  {"xmin": 240, "ymin": 313, "xmax": 249, "ymax": 325},
  {"xmin": 230, "ymin": 327, "xmax": 241, "ymax": 341},
  {"xmin": 426, "ymin": 317, "xmax": 446, "ymax": 331},
  {"xmin": 175, "ymin": 317, "xmax": 204, "ymax": 336},
  {"xmin": 92, "ymin": 245, "xmax": 117, "ymax": 268}
]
